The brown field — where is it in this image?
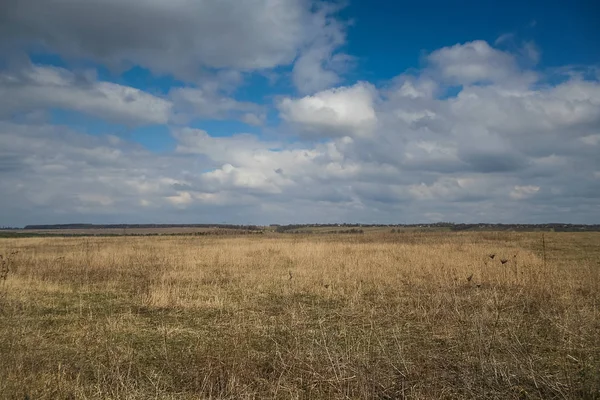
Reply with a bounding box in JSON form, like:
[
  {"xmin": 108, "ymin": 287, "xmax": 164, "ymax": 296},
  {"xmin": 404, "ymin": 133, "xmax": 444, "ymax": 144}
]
[{"xmin": 0, "ymin": 231, "xmax": 599, "ymax": 399}]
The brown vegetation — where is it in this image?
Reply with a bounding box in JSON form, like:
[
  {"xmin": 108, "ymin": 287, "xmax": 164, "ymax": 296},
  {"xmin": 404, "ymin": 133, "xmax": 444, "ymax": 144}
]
[{"xmin": 0, "ymin": 231, "xmax": 598, "ymax": 399}]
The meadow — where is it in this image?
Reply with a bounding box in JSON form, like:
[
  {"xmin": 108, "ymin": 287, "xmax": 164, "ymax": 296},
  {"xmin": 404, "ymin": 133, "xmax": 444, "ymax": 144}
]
[{"xmin": 0, "ymin": 231, "xmax": 598, "ymax": 399}]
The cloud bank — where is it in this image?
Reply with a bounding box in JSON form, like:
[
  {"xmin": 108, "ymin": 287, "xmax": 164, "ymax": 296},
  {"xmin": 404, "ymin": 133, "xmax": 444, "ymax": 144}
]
[{"xmin": 0, "ymin": 0, "xmax": 598, "ymax": 226}]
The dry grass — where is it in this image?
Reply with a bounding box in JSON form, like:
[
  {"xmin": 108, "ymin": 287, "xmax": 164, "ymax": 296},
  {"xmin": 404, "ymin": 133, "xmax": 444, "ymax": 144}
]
[{"xmin": 0, "ymin": 231, "xmax": 598, "ymax": 399}]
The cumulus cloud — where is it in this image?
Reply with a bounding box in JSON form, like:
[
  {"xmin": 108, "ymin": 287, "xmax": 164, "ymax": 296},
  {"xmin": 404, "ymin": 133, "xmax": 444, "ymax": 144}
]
[
  {"xmin": 1, "ymin": 38, "xmax": 599, "ymax": 225},
  {"xmin": 173, "ymin": 128, "xmax": 280, "ymax": 161},
  {"xmin": 0, "ymin": 62, "xmax": 269, "ymax": 126},
  {"xmin": 278, "ymin": 82, "xmax": 378, "ymax": 138},
  {"xmin": 446, "ymin": 78, "xmax": 600, "ymax": 146},
  {"xmin": 0, "ymin": 64, "xmax": 172, "ymax": 125},
  {"xmin": 0, "ymin": 0, "xmax": 347, "ymax": 81},
  {"xmin": 292, "ymin": 50, "xmax": 352, "ymax": 94},
  {"xmin": 427, "ymin": 40, "xmax": 530, "ymax": 85},
  {"xmin": 391, "ymin": 76, "xmax": 439, "ymax": 100},
  {"xmin": 408, "ymin": 176, "xmax": 498, "ymax": 202},
  {"xmin": 291, "ymin": 4, "xmax": 352, "ymax": 94},
  {"xmin": 0, "ymin": 121, "xmax": 194, "ymax": 224},
  {"xmin": 172, "ymin": 127, "xmax": 354, "ymax": 195},
  {"xmin": 169, "ymin": 87, "xmax": 264, "ymax": 124},
  {"xmin": 241, "ymin": 113, "xmax": 266, "ymax": 126}
]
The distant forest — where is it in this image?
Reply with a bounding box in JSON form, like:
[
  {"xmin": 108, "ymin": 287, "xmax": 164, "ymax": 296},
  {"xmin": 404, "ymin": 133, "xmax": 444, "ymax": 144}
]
[
  {"xmin": 14, "ymin": 222, "xmax": 600, "ymax": 232},
  {"xmin": 22, "ymin": 224, "xmax": 262, "ymax": 230},
  {"xmin": 273, "ymin": 222, "xmax": 600, "ymax": 232}
]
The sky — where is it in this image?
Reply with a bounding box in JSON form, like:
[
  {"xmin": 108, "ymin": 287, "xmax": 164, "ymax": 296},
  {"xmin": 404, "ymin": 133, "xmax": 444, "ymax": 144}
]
[{"xmin": 0, "ymin": 0, "xmax": 599, "ymax": 226}]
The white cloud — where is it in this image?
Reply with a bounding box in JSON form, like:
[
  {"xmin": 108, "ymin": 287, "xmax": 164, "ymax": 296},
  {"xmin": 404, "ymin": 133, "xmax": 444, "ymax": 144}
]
[
  {"xmin": 0, "ymin": 121, "xmax": 202, "ymax": 223},
  {"xmin": 0, "ymin": 65, "xmax": 172, "ymax": 125},
  {"xmin": 241, "ymin": 113, "xmax": 266, "ymax": 126},
  {"xmin": 392, "ymin": 77, "xmax": 438, "ymax": 100},
  {"xmin": 447, "ymin": 78, "xmax": 600, "ymax": 136},
  {"xmin": 292, "ymin": 49, "xmax": 344, "ymax": 94},
  {"xmin": 169, "ymin": 87, "xmax": 262, "ymax": 123},
  {"xmin": 200, "ymin": 163, "xmax": 285, "ymax": 194},
  {"xmin": 173, "ymin": 128, "xmax": 279, "ymax": 161},
  {"xmin": 291, "ymin": 7, "xmax": 351, "ymax": 94},
  {"xmin": 278, "ymin": 82, "xmax": 377, "ymax": 138},
  {"xmin": 166, "ymin": 192, "xmax": 194, "ymax": 207},
  {"xmin": 171, "ymin": 127, "xmax": 368, "ymax": 199},
  {"xmin": 428, "ymin": 40, "xmax": 523, "ymax": 85},
  {"xmin": 0, "ymin": 63, "xmax": 269, "ymax": 127},
  {"xmin": 408, "ymin": 176, "xmax": 500, "ymax": 202},
  {"xmin": 1, "ymin": 39, "xmax": 600, "ymax": 225}
]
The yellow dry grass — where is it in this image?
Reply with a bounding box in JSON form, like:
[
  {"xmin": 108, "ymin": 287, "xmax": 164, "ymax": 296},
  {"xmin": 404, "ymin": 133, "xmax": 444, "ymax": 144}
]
[{"xmin": 0, "ymin": 231, "xmax": 598, "ymax": 399}]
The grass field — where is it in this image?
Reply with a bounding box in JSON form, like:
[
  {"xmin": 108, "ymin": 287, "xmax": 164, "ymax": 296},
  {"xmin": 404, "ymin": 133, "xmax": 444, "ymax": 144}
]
[{"xmin": 0, "ymin": 231, "xmax": 599, "ymax": 399}]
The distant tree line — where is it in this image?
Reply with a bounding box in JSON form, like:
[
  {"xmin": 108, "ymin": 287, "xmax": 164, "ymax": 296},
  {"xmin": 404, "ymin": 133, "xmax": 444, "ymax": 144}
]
[
  {"xmin": 282, "ymin": 229, "xmax": 364, "ymax": 234},
  {"xmin": 447, "ymin": 223, "xmax": 600, "ymax": 232},
  {"xmin": 23, "ymin": 223, "xmax": 262, "ymax": 231},
  {"xmin": 275, "ymin": 223, "xmax": 600, "ymax": 233},
  {"xmin": 15, "ymin": 222, "xmax": 600, "ymax": 233},
  {"xmin": 0, "ymin": 230, "xmax": 264, "ymax": 238},
  {"xmin": 275, "ymin": 223, "xmax": 373, "ymax": 232}
]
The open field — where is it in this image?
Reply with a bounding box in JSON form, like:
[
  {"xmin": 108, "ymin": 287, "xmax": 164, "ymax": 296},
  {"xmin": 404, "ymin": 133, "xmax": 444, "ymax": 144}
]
[{"xmin": 1, "ymin": 232, "xmax": 599, "ymax": 399}]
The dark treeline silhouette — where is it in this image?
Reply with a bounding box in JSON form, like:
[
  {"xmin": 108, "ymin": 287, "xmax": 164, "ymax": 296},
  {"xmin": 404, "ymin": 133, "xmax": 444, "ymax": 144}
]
[
  {"xmin": 23, "ymin": 224, "xmax": 262, "ymax": 231},
  {"xmin": 282, "ymin": 228, "xmax": 364, "ymax": 235},
  {"xmin": 13, "ymin": 222, "xmax": 600, "ymax": 233},
  {"xmin": 447, "ymin": 223, "xmax": 600, "ymax": 232},
  {"xmin": 276, "ymin": 223, "xmax": 600, "ymax": 232}
]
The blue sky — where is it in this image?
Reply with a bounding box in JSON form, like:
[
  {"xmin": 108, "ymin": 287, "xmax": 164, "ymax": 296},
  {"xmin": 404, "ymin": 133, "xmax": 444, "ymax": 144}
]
[
  {"xmin": 345, "ymin": 1, "xmax": 598, "ymax": 77},
  {"xmin": 0, "ymin": 0, "xmax": 599, "ymax": 226}
]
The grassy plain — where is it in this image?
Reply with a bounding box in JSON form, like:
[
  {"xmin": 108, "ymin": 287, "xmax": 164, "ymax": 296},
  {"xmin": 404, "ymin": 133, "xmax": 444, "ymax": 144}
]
[{"xmin": 0, "ymin": 231, "xmax": 598, "ymax": 399}]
